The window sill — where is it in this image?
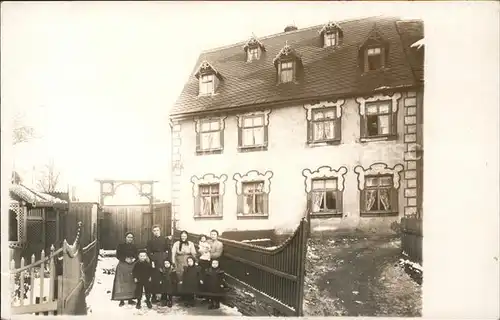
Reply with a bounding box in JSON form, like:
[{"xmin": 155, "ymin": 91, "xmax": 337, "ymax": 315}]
[
  {"xmin": 237, "ymin": 214, "xmax": 269, "ymax": 220},
  {"xmin": 310, "ymin": 212, "xmax": 343, "ymax": 218},
  {"xmin": 307, "ymin": 139, "xmax": 341, "ymax": 147},
  {"xmin": 238, "ymin": 145, "xmax": 268, "ymax": 153},
  {"xmin": 360, "ymin": 134, "xmax": 397, "ymax": 143},
  {"xmin": 360, "ymin": 211, "xmax": 399, "ymax": 217},
  {"xmin": 196, "ymin": 148, "xmax": 223, "ymax": 156},
  {"xmin": 193, "ymin": 215, "xmax": 223, "ymax": 220}
]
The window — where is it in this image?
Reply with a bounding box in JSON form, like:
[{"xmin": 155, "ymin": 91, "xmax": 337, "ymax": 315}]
[
  {"xmin": 9, "ymin": 209, "xmax": 18, "ymax": 242},
  {"xmin": 240, "ymin": 181, "xmax": 268, "ymax": 216},
  {"xmin": 310, "ymin": 108, "xmax": 340, "ymax": 142},
  {"xmin": 361, "ymin": 101, "xmax": 395, "ymax": 139},
  {"xmin": 197, "ymin": 184, "xmax": 221, "ymax": 216},
  {"xmin": 197, "ymin": 119, "xmax": 223, "ymax": 153},
  {"xmin": 199, "ymin": 74, "xmax": 214, "ymax": 95},
  {"xmin": 365, "ymin": 47, "xmax": 384, "ymax": 71},
  {"xmin": 361, "ymin": 175, "xmax": 398, "ymax": 216},
  {"xmin": 247, "ymin": 47, "xmax": 260, "ymax": 62},
  {"xmin": 279, "ymin": 61, "xmax": 294, "ymax": 83},
  {"xmin": 309, "ymin": 178, "xmax": 342, "ymax": 216},
  {"xmin": 324, "ymin": 32, "xmax": 337, "ymax": 47},
  {"xmin": 239, "ymin": 115, "xmax": 267, "ymax": 149}
]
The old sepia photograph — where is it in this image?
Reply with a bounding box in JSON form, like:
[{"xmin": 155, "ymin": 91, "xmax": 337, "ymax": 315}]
[{"xmin": 1, "ymin": 1, "xmax": 498, "ymax": 319}]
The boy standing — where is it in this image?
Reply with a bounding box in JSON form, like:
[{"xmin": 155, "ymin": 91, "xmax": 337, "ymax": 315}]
[
  {"xmin": 147, "ymin": 225, "xmax": 172, "ymax": 303},
  {"xmin": 132, "ymin": 250, "xmax": 153, "ymax": 309}
]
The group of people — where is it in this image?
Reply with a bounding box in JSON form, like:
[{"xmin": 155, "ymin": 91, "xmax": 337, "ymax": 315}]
[{"xmin": 111, "ymin": 225, "xmax": 226, "ymax": 310}]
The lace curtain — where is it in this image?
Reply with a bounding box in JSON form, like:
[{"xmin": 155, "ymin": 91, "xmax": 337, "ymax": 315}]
[
  {"xmin": 311, "ymin": 192, "xmax": 323, "ymax": 212},
  {"xmin": 243, "ymin": 127, "xmax": 264, "ymax": 146},
  {"xmin": 365, "ymin": 189, "xmax": 391, "ymax": 211},
  {"xmin": 313, "ymin": 121, "xmax": 335, "ymax": 140},
  {"xmin": 201, "ymin": 132, "xmax": 220, "ymax": 150},
  {"xmin": 366, "ymin": 190, "xmax": 377, "ymax": 211}
]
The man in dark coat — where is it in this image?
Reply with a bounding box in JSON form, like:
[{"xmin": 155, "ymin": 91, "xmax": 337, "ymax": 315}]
[{"xmin": 146, "ymin": 224, "xmax": 172, "ymax": 303}]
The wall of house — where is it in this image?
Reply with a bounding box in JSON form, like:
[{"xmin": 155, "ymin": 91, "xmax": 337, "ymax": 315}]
[{"xmin": 171, "ymin": 90, "xmax": 422, "ymax": 236}]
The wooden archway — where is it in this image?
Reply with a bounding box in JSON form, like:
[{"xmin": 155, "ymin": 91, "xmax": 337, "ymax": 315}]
[{"xmin": 95, "ymin": 179, "xmax": 157, "ymax": 215}]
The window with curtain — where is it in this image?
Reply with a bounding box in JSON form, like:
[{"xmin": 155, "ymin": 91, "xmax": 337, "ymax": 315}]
[
  {"xmin": 199, "ymin": 74, "xmax": 215, "ymax": 95},
  {"xmin": 247, "ymin": 47, "xmax": 260, "ymax": 61},
  {"xmin": 280, "ymin": 61, "xmax": 294, "ymax": 83},
  {"xmin": 241, "ymin": 115, "xmax": 265, "ymax": 147},
  {"xmin": 241, "ymin": 181, "xmax": 267, "ymax": 215},
  {"xmin": 324, "ymin": 32, "xmax": 337, "ymax": 47},
  {"xmin": 198, "ymin": 184, "xmax": 220, "ymax": 216},
  {"xmin": 361, "ymin": 175, "xmax": 398, "ymax": 216},
  {"xmin": 310, "ymin": 108, "xmax": 340, "ymax": 142},
  {"xmin": 362, "ymin": 101, "xmax": 395, "ymax": 138},
  {"xmin": 310, "ymin": 178, "xmax": 342, "ymax": 216},
  {"xmin": 199, "ymin": 119, "xmax": 222, "ymax": 151}
]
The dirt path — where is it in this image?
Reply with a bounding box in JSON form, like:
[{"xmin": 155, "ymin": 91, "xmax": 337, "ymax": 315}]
[{"xmin": 304, "ymin": 236, "xmax": 421, "ymax": 317}]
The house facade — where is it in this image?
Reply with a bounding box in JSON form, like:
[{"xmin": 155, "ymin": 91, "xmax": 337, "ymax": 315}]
[{"xmin": 169, "ymin": 16, "xmax": 424, "ymax": 235}]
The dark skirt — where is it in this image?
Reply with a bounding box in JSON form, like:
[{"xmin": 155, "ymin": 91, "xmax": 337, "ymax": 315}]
[{"xmin": 111, "ymin": 260, "xmax": 137, "ymax": 301}]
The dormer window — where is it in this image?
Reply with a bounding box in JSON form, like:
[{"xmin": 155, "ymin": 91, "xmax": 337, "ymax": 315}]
[
  {"xmin": 279, "ymin": 61, "xmax": 294, "ymax": 83},
  {"xmin": 273, "ymin": 41, "xmax": 302, "ymax": 84},
  {"xmin": 200, "ymin": 74, "xmax": 215, "ymax": 95},
  {"xmin": 365, "ymin": 47, "xmax": 385, "ymax": 71},
  {"xmin": 243, "ymin": 35, "xmax": 266, "ymax": 62},
  {"xmin": 319, "ymin": 21, "xmax": 343, "ymax": 48},
  {"xmin": 194, "ymin": 60, "xmax": 222, "ymax": 96},
  {"xmin": 359, "ymin": 27, "xmax": 389, "ymax": 73}
]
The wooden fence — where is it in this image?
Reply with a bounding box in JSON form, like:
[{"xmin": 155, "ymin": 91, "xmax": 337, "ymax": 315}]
[
  {"xmin": 100, "ymin": 203, "xmax": 171, "ymax": 250},
  {"xmin": 9, "ymin": 221, "xmax": 98, "ymax": 316},
  {"xmin": 178, "ymin": 218, "xmax": 309, "ymax": 316},
  {"xmin": 401, "ymin": 217, "xmax": 423, "ymax": 264}
]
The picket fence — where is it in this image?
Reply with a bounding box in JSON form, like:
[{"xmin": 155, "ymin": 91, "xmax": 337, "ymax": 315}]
[{"xmin": 9, "ymin": 221, "xmax": 98, "ymax": 316}]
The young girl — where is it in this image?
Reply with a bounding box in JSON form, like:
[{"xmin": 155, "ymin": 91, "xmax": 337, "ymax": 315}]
[
  {"xmin": 159, "ymin": 260, "xmax": 178, "ymax": 308},
  {"xmin": 132, "ymin": 251, "xmax": 153, "ymax": 309},
  {"xmin": 197, "ymin": 235, "xmax": 211, "ymax": 272},
  {"xmin": 179, "ymin": 256, "xmax": 201, "ymax": 307},
  {"xmin": 203, "ymin": 259, "xmax": 228, "ymax": 310}
]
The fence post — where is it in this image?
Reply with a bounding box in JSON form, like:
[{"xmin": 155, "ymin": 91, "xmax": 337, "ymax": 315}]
[{"xmin": 295, "ymin": 218, "xmax": 308, "ymax": 316}]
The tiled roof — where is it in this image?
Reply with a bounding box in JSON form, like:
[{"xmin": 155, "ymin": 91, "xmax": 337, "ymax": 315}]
[
  {"xmin": 9, "ymin": 184, "xmax": 68, "ymax": 205},
  {"xmin": 170, "ymin": 16, "xmax": 424, "ymax": 117}
]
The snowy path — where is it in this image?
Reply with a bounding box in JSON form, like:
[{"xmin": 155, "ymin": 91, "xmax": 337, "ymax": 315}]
[{"xmin": 86, "ymin": 256, "xmax": 242, "ymax": 316}]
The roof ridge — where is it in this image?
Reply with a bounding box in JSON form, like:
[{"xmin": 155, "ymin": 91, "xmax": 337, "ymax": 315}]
[{"xmin": 200, "ymin": 15, "xmax": 388, "ymax": 54}]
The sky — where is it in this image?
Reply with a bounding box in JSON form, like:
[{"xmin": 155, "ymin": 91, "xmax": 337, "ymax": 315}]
[{"xmin": 1, "ymin": 1, "xmax": 425, "ymax": 203}]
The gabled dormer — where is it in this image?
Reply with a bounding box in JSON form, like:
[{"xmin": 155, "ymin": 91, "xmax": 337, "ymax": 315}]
[
  {"xmin": 273, "ymin": 41, "xmax": 302, "ymax": 84},
  {"xmin": 319, "ymin": 21, "xmax": 343, "ymax": 48},
  {"xmin": 194, "ymin": 60, "xmax": 222, "ymax": 96},
  {"xmin": 359, "ymin": 26, "xmax": 390, "ymax": 73},
  {"xmin": 243, "ymin": 35, "xmax": 266, "ymax": 62}
]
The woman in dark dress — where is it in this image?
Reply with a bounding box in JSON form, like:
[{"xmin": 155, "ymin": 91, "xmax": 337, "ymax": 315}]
[{"xmin": 111, "ymin": 232, "xmax": 138, "ymax": 306}]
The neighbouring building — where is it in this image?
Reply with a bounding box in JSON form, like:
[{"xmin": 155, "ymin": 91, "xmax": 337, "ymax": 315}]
[{"xmin": 169, "ymin": 16, "xmax": 424, "ymax": 235}]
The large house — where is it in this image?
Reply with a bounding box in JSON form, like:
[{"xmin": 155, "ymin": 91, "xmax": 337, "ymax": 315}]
[{"xmin": 169, "ymin": 16, "xmax": 424, "ymax": 235}]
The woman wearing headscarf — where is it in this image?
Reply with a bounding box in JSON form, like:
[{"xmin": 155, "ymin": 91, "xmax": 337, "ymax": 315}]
[
  {"xmin": 111, "ymin": 232, "xmax": 138, "ymax": 306},
  {"xmin": 171, "ymin": 230, "xmax": 197, "ymax": 279}
]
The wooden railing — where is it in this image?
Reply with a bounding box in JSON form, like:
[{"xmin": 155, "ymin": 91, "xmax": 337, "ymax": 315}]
[
  {"xmin": 9, "ymin": 221, "xmax": 99, "ymax": 316},
  {"xmin": 178, "ymin": 218, "xmax": 309, "ymax": 316}
]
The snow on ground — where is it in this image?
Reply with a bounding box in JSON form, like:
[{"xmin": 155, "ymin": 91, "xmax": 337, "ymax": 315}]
[{"xmin": 86, "ymin": 256, "xmax": 242, "ymax": 316}]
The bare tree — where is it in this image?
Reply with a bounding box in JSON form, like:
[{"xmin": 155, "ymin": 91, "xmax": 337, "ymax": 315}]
[
  {"xmin": 37, "ymin": 160, "xmax": 61, "ymax": 193},
  {"xmin": 12, "ymin": 112, "xmax": 36, "ymax": 145}
]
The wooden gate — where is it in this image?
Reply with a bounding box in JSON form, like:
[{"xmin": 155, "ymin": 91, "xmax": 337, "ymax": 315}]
[
  {"xmin": 100, "ymin": 203, "xmax": 171, "ymax": 250},
  {"xmin": 179, "ymin": 218, "xmax": 309, "ymax": 316}
]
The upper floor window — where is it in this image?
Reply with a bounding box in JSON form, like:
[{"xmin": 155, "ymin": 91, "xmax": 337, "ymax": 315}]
[
  {"xmin": 360, "ymin": 175, "xmax": 398, "ymax": 216},
  {"xmin": 200, "ymin": 74, "xmax": 215, "ymax": 95},
  {"xmin": 319, "ymin": 21, "xmax": 343, "ymax": 48},
  {"xmin": 311, "ymin": 108, "xmax": 340, "ymax": 142},
  {"xmin": 310, "ymin": 178, "xmax": 342, "ymax": 216},
  {"xmin": 247, "ymin": 47, "xmax": 260, "ymax": 62},
  {"xmin": 279, "ymin": 61, "xmax": 294, "ymax": 83},
  {"xmin": 362, "ymin": 101, "xmax": 395, "ymax": 138},
  {"xmin": 195, "ymin": 117, "xmax": 225, "ymax": 155},
  {"xmin": 237, "ymin": 110, "xmax": 270, "ymax": 152},
  {"xmin": 324, "ymin": 32, "xmax": 337, "ymax": 47},
  {"xmin": 365, "ymin": 47, "xmax": 385, "ymax": 71}
]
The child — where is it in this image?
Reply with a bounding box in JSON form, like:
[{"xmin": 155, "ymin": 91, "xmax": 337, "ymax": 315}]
[
  {"xmin": 203, "ymin": 259, "xmax": 228, "ymax": 310},
  {"xmin": 179, "ymin": 256, "xmax": 201, "ymax": 307},
  {"xmin": 198, "ymin": 235, "xmax": 211, "ymax": 272},
  {"xmin": 132, "ymin": 250, "xmax": 153, "ymax": 309},
  {"xmin": 159, "ymin": 260, "xmax": 178, "ymax": 308}
]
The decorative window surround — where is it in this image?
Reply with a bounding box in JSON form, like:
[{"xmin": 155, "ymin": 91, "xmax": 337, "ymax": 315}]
[
  {"xmin": 237, "ymin": 110, "xmax": 271, "ymax": 152},
  {"xmin": 191, "ymin": 174, "xmax": 228, "ymax": 219},
  {"xmin": 233, "ymin": 170, "xmax": 273, "ymax": 219},
  {"xmin": 359, "ymin": 28, "xmax": 389, "ymax": 73},
  {"xmin": 194, "ymin": 61, "xmax": 222, "ymax": 96},
  {"xmin": 354, "ymin": 163, "xmax": 403, "ymax": 217},
  {"xmin": 243, "ymin": 35, "xmax": 266, "ymax": 62},
  {"xmin": 354, "ymin": 163, "xmax": 404, "ymax": 191},
  {"xmin": 304, "ymin": 100, "xmax": 345, "ymax": 145},
  {"xmin": 9, "ymin": 200, "xmax": 27, "ymax": 246},
  {"xmin": 194, "ymin": 116, "xmax": 226, "ymax": 155},
  {"xmin": 319, "ymin": 21, "xmax": 343, "ymax": 48},
  {"xmin": 356, "ymin": 93, "xmax": 401, "ymax": 142},
  {"xmin": 273, "ymin": 42, "xmax": 302, "ymax": 84},
  {"xmin": 302, "ymin": 166, "xmax": 348, "ymax": 193}
]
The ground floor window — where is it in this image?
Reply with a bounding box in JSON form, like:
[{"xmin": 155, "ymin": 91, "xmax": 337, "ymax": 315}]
[
  {"xmin": 240, "ymin": 181, "xmax": 269, "ymax": 216},
  {"xmin": 360, "ymin": 175, "xmax": 398, "ymax": 216},
  {"xmin": 198, "ymin": 184, "xmax": 221, "ymax": 216},
  {"xmin": 310, "ymin": 178, "xmax": 343, "ymax": 216}
]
